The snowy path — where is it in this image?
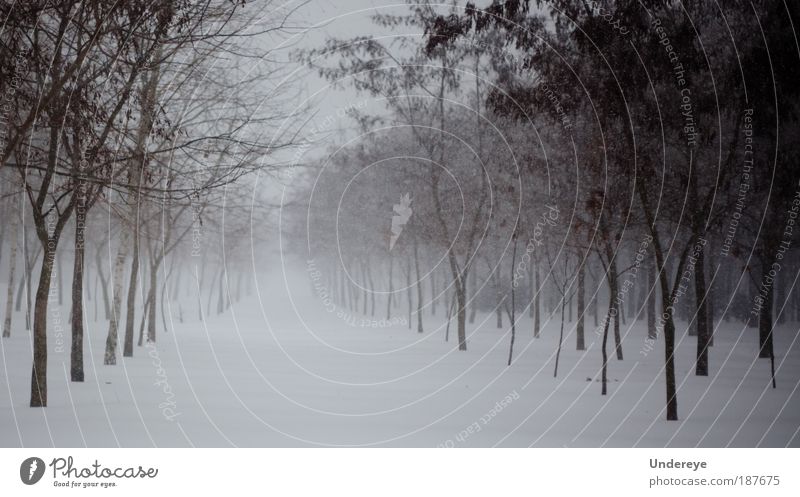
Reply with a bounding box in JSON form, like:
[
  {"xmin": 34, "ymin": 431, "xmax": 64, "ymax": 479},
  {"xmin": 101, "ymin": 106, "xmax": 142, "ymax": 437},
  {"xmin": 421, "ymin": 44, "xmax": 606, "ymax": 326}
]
[{"xmin": 1, "ymin": 272, "xmax": 799, "ymax": 447}]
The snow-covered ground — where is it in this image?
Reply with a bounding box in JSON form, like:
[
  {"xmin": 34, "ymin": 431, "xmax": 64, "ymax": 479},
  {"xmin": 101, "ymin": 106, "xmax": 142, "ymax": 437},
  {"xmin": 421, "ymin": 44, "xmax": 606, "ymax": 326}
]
[{"xmin": 1, "ymin": 269, "xmax": 798, "ymax": 448}]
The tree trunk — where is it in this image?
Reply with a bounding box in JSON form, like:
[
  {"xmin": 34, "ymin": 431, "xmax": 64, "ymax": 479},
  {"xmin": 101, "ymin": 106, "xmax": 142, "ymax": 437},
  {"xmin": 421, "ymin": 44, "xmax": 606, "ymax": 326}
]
[
  {"xmin": 22, "ymin": 243, "xmax": 39, "ymax": 330},
  {"xmin": 414, "ymin": 239, "xmax": 424, "ymax": 333},
  {"xmin": 568, "ymin": 289, "xmax": 573, "ymax": 322},
  {"xmin": 554, "ymin": 290, "xmax": 566, "ymax": 378},
  {"xmin": 57, "ymin": 250, "xmax": 63, "ymax": 306},
  {"xmin": 125, "ymin": 55, "xmax": 158, "ymax": 348},
  {"xmin": 601, "ymin": 299, "xmax": 613, "ymax": 396},
  {"xmin": 445, "ymin": 289, "xmax": 454, "ymax": 342},
  {"xmin": 468, "ymin": 268, "xmax": 477, "ymax": 324},
  {"xmin": 647, "ymin": 254, "xmax": 657, "ymax": 339},
  {"xmin": 610, "ymin": 258, "xmax": 623, "ymax": 360},
  {"xmin": 2, "ymin": 212, "xmax": 18, "ymax": 337},
  {"xmin": 147, "ymin": 261, "xmax": 158, "ymax": 343},
  {"xmin": 430, "ymin": 269, "xmax": 437, "ymax": 317},
  {"xmin": 95, "ymin": 245, "xmax": 111, "ymax": 320},
  {"xmin": 123, "ymin": 230, "xmax": 139, "ymax": 357},
  {"xmin": 160, "ymin": 276, "xmax": 170, "ymax": 334},
  {"xmin": 694, "ymin": 244, "xmax": 710, "ymax": 376},
  {"xmin": 706, "ymin": 253, "xmax": 715, "ymax": 346},
  {"xmin": 105, "ymin": 232, "xmax": 130, "ymax": 365},
  {"xmin": 444, "ymin": 248, "xmax": 468, "ymax": 351},
  {"xmin": 627, "ymin": 264, "xmax": 636, "ymax": 320},
  {"xmin": 14, "ymin": 255, "xmax": 25, "ymax": 313},
  {"xmin": 576, "ymin": 258, "xmax": 585, "ymax": 350},
  {"xmin": 70, "ymin": 207, "xmax": 86, "ymax": 381},
  {"xmin": 533, "ymin": 263, "xmax": 541, "ymax": 338},
  {"xmin": 757, "ymin": 261, "xmax": 775, "ymax": 359},
  {"xmin": 507, "ymin": 232, "xmax": 518, "ymax": 366},
  {"xmin": 138, "ymin": 292, "xmax": 151, "ymax": 347},
  {"xmin": 637, "ymin": 183, "xmax": 680, "ymax": 420},
  {"xmin": 30, "ymin": 245, "xmax": 56, "ymax": 407},
  {"xmin": 661, "ymin": 294, "xmax": 679, "ymax": 420},
  {"xmin": 456, "ymin": 284, "xmax": 467, "ymax": 350}
]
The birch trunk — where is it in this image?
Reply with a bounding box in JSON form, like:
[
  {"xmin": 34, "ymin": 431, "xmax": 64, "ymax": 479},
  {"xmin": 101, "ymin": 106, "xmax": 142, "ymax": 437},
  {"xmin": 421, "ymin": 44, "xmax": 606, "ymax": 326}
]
[{"xmin": 104, "ymin": 231, "xmax": 130, "ymax": 365}]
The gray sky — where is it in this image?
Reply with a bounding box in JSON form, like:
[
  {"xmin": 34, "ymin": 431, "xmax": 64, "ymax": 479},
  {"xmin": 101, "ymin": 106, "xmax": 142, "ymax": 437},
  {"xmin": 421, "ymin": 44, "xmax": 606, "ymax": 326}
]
[{"xmin": 286, "ymin": 1, "xmax": 451, "ymax": 150}]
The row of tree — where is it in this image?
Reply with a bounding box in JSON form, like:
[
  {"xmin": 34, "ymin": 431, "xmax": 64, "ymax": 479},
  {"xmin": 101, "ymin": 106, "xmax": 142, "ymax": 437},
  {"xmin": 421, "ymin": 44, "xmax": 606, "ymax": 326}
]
[
  {"xmin": 0, "ymin": 0, "xmax": 303, "ymax": 407},
  {"xmin": 289, "ymin": 0, "xmax": 800, "ymax": 421}
]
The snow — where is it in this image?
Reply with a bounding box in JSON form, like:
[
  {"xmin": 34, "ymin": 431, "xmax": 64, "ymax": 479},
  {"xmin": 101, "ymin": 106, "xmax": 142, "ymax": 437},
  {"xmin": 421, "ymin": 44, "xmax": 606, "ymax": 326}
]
[{"xmin": 1, "ymin": 267, "xmax": 798, "ymax": 447}]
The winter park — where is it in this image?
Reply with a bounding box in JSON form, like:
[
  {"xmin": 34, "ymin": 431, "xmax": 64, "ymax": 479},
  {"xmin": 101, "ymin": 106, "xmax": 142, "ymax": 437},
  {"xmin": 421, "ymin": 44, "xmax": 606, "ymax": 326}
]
[{"xmin": 1, "ymin": 1, "xmax": 799, "ymax": 449}]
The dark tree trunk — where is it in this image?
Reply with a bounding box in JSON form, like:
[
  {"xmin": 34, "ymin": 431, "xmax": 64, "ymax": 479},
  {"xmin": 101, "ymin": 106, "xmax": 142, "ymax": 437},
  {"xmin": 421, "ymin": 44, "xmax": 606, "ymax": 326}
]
[
  {"xmin": 533, "ymin": 263, "xmax": 541, "ymax": 338},
  {"xmin": 627, "ymin": 263, "xmax": 637, "ymax": 320},
  {"xmin": 647, "ymin": 254, "xmax": 657, "ymax": 339},
  {"xmin": 568, "ymin": 290, "xmax": 573, "ymax": 323},
  {"xmin": 554, "ymin": 291, "xmax": 566, "ymax": 378},
  {"xmin": 662, "ymin": 299, "xmax": 679, "ymax": 420},
  {"xmin": 70, "ymin": 214, "xmax": 86, "ymax": 382},
  {"xmin": 456, "ymin": 284, "xmax": 467, "ymax": 350},
  {"xmin": 30, "ymin": 246, "xmax": 55, "ymax": 407},
  {"xmin": 601, "ymin": 300, "xmax": 612, "ymax": 396},
  {"xmin": 694, "ymin": 244, "xmax": 710, "ymax": 376},
  {"xmin": 757, "ymin": 262, "xmax": 775, "ymax": 359},
  {"xmin": 123, "ymin": 232, "xmax": 139, "ymax": 357},
  {"xmin": 576, "ymin": 259, "xmax": 585, "ymax": 350},
  {"xmin": 444, "ymin": 247, "xmax": 467, "ymax": 350},
  {"xmin": 706, "ymin": 253, "xmax": 715, "ymax": 346},
  {"xmin": 610, "ymin": 258, "xmax": 623, "ymax": 360}
]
